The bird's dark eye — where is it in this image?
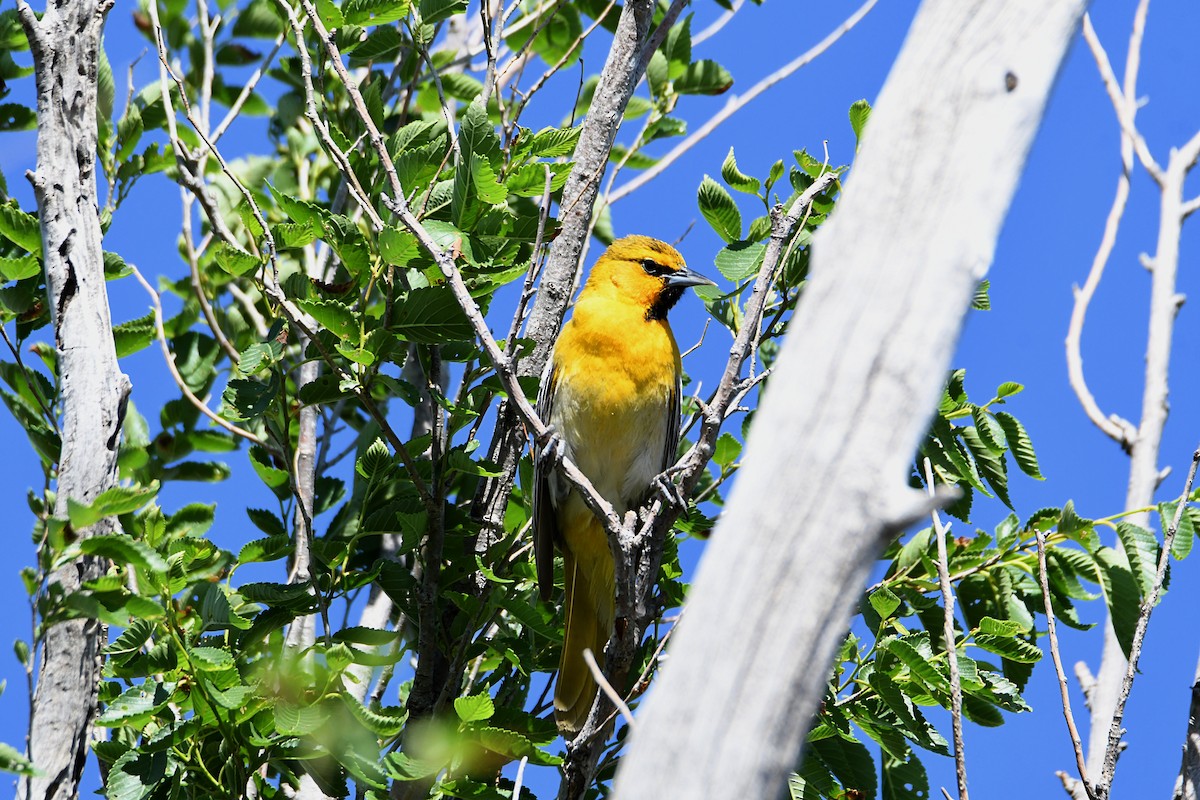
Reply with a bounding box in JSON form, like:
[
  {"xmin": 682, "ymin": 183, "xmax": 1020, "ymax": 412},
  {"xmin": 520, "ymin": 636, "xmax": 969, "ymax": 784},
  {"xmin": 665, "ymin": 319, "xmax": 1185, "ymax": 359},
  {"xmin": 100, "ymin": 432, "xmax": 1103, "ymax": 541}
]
[{"xmin": 641, "ymin": 259, "xmax": 670, "ymax": 277}]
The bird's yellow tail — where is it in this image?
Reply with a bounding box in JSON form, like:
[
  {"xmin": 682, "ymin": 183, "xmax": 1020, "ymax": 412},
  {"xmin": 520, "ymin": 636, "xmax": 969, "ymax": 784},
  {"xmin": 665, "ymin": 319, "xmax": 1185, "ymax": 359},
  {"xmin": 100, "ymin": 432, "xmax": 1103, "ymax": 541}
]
[{"xmin": 555, "ymin": 526, "xmax": 615, "ymax": 735}]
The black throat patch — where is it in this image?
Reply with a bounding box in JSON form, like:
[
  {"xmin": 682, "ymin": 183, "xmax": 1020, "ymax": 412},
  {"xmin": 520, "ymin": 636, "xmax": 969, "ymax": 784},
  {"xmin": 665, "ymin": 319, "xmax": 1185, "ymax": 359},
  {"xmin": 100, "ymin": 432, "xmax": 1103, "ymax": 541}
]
[{"xmin": 646, "ymin": 284, "xmax": 685, "ymax": 321}]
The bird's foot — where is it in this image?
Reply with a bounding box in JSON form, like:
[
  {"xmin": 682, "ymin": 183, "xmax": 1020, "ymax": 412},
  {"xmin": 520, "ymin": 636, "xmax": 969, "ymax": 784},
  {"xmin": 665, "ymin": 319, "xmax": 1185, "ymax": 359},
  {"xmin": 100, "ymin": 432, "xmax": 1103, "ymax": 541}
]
[
  {"xmin": 652, "ymin": 473, "xmax": 688, "ymax": 510},
  {"xmin": 535, "ymin": 425, "xmax": 567, "ymax": 465}
]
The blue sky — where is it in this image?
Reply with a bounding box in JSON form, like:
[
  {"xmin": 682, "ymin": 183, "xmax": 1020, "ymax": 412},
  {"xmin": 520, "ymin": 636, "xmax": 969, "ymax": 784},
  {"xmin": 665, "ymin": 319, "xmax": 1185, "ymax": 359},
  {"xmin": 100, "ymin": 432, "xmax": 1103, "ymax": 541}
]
[{"xmin": 2, "ymin": 0, "xmax": 1200, "ymax": 797}]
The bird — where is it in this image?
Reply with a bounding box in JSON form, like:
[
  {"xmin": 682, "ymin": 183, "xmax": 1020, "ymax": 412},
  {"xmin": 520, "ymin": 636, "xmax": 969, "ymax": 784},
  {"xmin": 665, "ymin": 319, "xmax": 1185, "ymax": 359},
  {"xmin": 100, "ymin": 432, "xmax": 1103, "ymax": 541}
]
[{"xmin": 532, "ymin": 235, "xmax": 715, "ymax": 734}]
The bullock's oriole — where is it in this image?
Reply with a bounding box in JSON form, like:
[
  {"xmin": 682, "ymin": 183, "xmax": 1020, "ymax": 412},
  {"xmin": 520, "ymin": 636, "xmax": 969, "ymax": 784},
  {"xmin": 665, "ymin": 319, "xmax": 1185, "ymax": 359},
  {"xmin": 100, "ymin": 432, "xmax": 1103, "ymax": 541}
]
[{"xmin": 532, "ymin": 235, "xmax": 714, "ymax": 734}]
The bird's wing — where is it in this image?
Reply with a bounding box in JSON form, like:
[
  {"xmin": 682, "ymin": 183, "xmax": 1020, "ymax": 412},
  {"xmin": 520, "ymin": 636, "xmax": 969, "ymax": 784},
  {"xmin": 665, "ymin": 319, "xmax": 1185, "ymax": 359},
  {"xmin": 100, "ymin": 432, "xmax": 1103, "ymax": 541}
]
[
  {"xmin": 662, "ymin": 367, "xmax": 682, "ymax": 474},
  {"xmin": 532, "ymin": 355, "xmax": 560, "ymax": 602}
]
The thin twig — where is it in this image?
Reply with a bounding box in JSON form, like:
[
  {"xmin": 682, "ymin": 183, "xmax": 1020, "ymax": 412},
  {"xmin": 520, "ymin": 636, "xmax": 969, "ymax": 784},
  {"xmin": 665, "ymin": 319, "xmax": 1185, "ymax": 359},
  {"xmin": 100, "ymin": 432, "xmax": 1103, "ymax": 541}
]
[
  {"xmin": 692, "ymin": 0, "xmax": 742, "ymax": 45},
  {"xmin": 211, "ymin": 32, "xmax": 285, "ymax": 143},
  {"xmin": 923, "ymin": 458, "xmax": 968, "ymax": 800},
  {"xmin": 609, "ymin": 0, "xmax": 876, "ymax": 203},
  {"xmin": 512, "ymin": 756, "xmax": 528, "ymax": 800},
  {"xmin": 582, "ymin": 648, "xmax": 634, "ymax": 728},
  {"xmin": 1035, "ymin": 525, "xmax": 1093, "ymax": 799},
  {"xmin": 1080, "ymin": 14, "xmax": 1163, "ymax": 185},
  {"xmin": 129, "ymin": 264, "xmax": 270, "ymax": 450}
]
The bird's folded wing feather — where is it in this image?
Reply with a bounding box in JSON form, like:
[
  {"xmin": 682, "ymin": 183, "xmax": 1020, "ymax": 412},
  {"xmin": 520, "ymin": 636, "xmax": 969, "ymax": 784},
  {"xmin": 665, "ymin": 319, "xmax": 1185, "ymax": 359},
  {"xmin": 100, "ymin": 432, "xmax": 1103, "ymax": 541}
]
[{"xmin": 532, "ymin": 356, "xmax": 560, "ymax": 601}]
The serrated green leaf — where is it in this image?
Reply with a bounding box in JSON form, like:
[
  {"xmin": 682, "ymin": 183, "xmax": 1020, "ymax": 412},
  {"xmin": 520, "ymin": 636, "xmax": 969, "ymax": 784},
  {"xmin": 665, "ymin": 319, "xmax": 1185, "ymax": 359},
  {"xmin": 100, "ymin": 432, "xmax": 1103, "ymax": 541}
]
[
  {"xmin": 697, "ymin": 176, "xmax": 741, "ymax": 243},
  {"xmin": 214, "ymin": 243, "xmax": 261, "ymax": 276},
  {"xmin": 238, "ymin": 535, "xmax": 291, "ymax": 564},
  {"xmin": 1092, "ymin": 545, "xmax": 1140, "ymax": 658},
  {"xmin": 344, "ymin": 0, "xmax": 411, "ymax": 25},
  {"xmin": 0, "ymin": 202, "xmax": 41, "ymax": 256},
  {"xmin": 0, "ymin": 255, "xmax": 40, "ymax": 281},
  {"xmin": 275, "ymin": 702, "xmax": 329, "ymax": 736},
  {"xmin": 1116, "ymin": 521, "xmax": 1158, "ymax": 596},
  {"xmin": 712, "ymin": 432, "xmax": 741, "ymax": 467},
  {"xmin": 713, "ymin": 240, "xmax": 765, "ymax": 282},
  {"xmin": 1161, "ymin": 500, "xmax": 1196, "ymax": 560},
  {"xmin": 391, "ymin": 286, "xmax": 473, "ymax": 343},
  {"xmin": 973, "ymin": 633, "xmax": 1041, "ymax": 664},
  {"xmin": 525, "ymin": 125, "xmax": 581, "ymax": 157},
  {"xmin": 188, "ymin": 645, "xmax": 234, "ymax": 672},
  {"xmin": 995, "ymin": 381, "xmax": 1023, "ymax": 399},
  {"xmin": 720, "ymin": 147, "xmax": 760, "ymax": 194},
  {"xmin": 674, "ymin": 59, "xmax": 733, "ymax": 95},
  {"xmin": 811, "ymin": 735, "xmax": 877, "ymax": 800},
  {"xmin": 995, "ymin": 411, "xmax": 1042, "ymax": 479},
  {"xmin": 881, "ymin": 749, "xmax": 928, "ymax": 800},
  {"xmin": 868, "ymin": 587, "xmax": 900, "ymax": 619},
  {"xmin": 848, "ymin": 99, "xmax": 871, "ymax": 148},
  {"xmin": 454, "ymin": 693, "xmax": 495, "ymax": 723},
  {"xmin": 72, "ymin": 534, "xmax": 168, "ymax": 575}
]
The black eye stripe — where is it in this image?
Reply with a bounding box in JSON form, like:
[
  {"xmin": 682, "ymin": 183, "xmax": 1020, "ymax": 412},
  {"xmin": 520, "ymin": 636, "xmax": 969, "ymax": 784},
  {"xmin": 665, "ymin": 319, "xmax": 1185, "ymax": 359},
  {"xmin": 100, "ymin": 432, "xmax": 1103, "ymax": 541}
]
[{"xmin": 641, "ymin": 258, "xmax": 670, "ymax": 277}]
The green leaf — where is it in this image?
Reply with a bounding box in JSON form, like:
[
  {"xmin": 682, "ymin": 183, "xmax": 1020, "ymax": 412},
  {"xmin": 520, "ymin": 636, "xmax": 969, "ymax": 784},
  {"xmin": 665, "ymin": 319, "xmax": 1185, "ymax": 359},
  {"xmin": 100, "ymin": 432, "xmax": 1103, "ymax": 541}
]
[
  {"xmin": 721, "ymin": 147, "xmax": 760, "ymax": 194},
  {"xmin": 712, "ymin": 433, "xmax": 741, "ymax": 467},
  {"xmin": 1161, "ymin": 500, "xmax": 1196, "ymax": 560},
  {"xmin": 697, "ymin": 176, "xmax": 741, "ymax": 243},
  {"xmin": 977, "ymin": 616, "xmax": 1022, "ymax": 636},
  {"xmin": 970, "ymin": 406, "xmax": 1005, "ymax": 452},
  {"xmin": 0, "ymin": 255, "xmax": 40, "ymax": 281},
  {"xmin": 418, "ymin": 0, "xmax": 467, "ymax": 24},
  {"xmin": 295, "ymin": 297, "xmax": 357, "ymax": 341},
  {"xmin": 960, "ymin": 424, "xmax": 1011, "ymax": 509},
  {"xmin": 115, "ymin": 104, "xmax": 143, "ymax": 162},
  {"xmin": 344, "ymin": 0, "xmax": 411, "ymax": 25},
  {"xmin": 188, "ymin": 645, "xmax": 234, "ymax": 672},
  {"xmin": 848, "ymin": 99, "xmax": 871, "ymax": 148},
  {"xmin": 275, "ymin": 702, "xmax": 329, "ymax": 736},
  {"xmin": 470, "ymin": 154, "xmax": 507, "ymax": 204},
  {"xmin": 453, "ymin": 693, "xmax": 495, "ymax": 723},
  {"xmin": 342, "ymin": 693, "xmax": 407, "ymax": 737},
  {"xmin": 995, "ymin": 381, "xmax": 1023, "ymax": 399},
  {"xmin": 972, "ymin": 279, "xmax": 991, "ymax": 310},
  {"xmin": 868, "ymin": 587, "xmax": 900, "ymax": 619},
  {"xmin": 525, "ymin": 125, "xmax": 581, "ymax": 157},
  {"xmin": 459, "ymin": 97, "xmax": 499, "ymax": 162},
  {"xmin": 222, "ymin": 377, "xmax": 275, "ymax": 421},
  {"xmin": 1092, "ymin": 546, "xmax": 1140, "ymax": 658},
  {"xmin": 238, "ymin": 535, "xmax": 291, "ymax": 564},
  {"xmin": 0, "ymin": 741, "xmax": 35, "ymax": 777},
  {"xmin": 391, "ymin": 286, "xmax": 473, "ymax": 343},
  {"xmin": 674, "ymin": 59, "xmax": 733, "ymax": 95},
  {"xmin": 713, "ymin": 240, "xmax": 765, "ymax": 282},
  {"xmin": 973, "ymin": 633, "xmax": 1042, "ymax": 664},
  {"xmin": 662, "ymin": 13, "xmax": 692, "ymax": 78},
  {"xmin": 67, "ymin": 484, "xmax": 158, "ymax": 528},
  {"xmin": 232, "ymin": 0, "xmax": 285, "ymax": 37},
  {"xmin": 887, "ymin": 635, "xmax": 948, "ymax": 691},
  {"xmin": 811, "ymin": 735, "xmax": 877, "ymax": 799},
  {"xmin": 994, "ymin": 411, "xmax": 1042, "ymax": 479},
  {"xmin": 76, "ymin": 534, "xmax": 168, "ymax": 575},
  {"xmin": 881, "ymin": 749, "xmax": 928, "ymax": 800},
  {"xmin": 214, "ymin": 243, "xmax": 261, "ymax": 276},
  {"xmin": 0, "ymin": 202, "xmax": 41, "ymax": 256},
  {"xmin": 98, "ymin": 681, "xmax": 172, "ymax": 726},
  {"xmin": 113, "ymin": 312, "xmax": 155, "ymax": 358},
  {"xmin": 1116, "ymin": 521, "xmax": 1158, "ymax": 596}
]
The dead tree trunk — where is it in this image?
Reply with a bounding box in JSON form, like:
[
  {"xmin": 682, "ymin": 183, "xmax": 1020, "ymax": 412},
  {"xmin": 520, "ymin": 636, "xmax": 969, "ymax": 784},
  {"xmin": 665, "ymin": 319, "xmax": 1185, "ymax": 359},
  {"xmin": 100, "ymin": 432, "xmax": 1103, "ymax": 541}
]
[
  {"xmin": 611, "ymin": 1, "xmax": 1087, "ymax": 798},
  {"xmin": 16, "ymin": 0, "xmax": 130, "ymax": 798}
]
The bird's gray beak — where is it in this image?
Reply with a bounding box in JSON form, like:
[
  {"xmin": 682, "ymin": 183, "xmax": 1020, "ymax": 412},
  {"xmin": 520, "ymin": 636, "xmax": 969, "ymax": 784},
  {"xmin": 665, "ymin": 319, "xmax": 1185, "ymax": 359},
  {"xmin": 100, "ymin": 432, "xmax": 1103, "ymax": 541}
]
[{"xmin": 665, "ymin": 267, "xmax": 717, "ymax": 289}]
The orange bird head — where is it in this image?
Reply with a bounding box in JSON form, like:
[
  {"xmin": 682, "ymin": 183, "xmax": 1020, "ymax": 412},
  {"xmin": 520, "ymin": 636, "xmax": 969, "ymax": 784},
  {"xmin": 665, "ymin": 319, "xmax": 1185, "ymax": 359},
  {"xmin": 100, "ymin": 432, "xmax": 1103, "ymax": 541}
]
[{"xmin": 583, "ymin": 235, "xmax": 716, "ymax": 320}]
